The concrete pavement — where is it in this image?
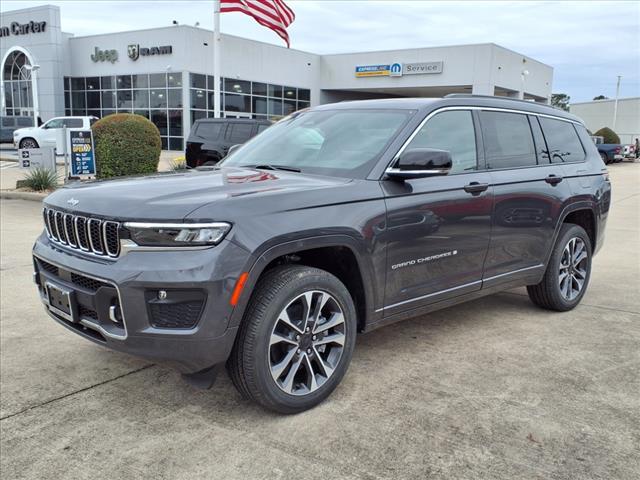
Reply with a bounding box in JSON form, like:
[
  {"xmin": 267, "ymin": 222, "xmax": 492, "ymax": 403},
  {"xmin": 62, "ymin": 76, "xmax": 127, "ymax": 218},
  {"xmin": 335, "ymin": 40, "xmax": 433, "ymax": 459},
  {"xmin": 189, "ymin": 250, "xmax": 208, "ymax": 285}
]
[{"xmin": 0, "ymin": 163, "xmax": 638, "ymax": 479}]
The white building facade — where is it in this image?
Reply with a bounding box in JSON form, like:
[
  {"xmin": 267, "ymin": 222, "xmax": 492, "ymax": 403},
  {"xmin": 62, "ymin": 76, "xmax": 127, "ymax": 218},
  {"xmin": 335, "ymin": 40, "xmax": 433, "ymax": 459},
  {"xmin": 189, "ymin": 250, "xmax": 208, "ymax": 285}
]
[
  {"xmin": 570, "ymin": 97, "xmax": 640, "ymax": 144},
  {"xmin": 2, "ymin": 4, "xmax": 554, "ymax": 150}
]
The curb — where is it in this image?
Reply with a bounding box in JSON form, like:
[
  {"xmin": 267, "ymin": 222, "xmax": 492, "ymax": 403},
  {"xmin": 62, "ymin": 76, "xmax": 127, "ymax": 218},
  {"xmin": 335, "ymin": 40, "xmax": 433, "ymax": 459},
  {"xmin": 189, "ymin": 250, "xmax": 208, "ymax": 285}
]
[
  {"xmin": 0, "ymin": 157, "xmax": 18, "ymax": 162},
  {"xmin": 0, "ymin": 191, "xmax": 47, "ymax": 202}
]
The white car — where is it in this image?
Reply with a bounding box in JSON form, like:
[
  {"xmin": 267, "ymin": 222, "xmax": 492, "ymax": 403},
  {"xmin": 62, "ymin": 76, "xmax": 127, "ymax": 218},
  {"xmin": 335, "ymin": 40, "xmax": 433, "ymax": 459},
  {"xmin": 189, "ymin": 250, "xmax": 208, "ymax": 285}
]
[{"xmin": 13, "ymin": 116, "xmax": 98, "ymax": 150}]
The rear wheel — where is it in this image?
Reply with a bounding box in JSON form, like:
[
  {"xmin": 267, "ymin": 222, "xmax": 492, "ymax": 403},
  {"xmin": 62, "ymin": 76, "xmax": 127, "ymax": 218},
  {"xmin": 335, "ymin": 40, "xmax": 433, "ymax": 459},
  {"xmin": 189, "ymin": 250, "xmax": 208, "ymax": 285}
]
[
  {"xmin": 600, "ymin": 152, "xmax": 610, "ymax": 164},
  {"xmin": 19, "ymin": 137, "xmax": 39, "ymax": 149},
  {"xmin": 527, "ymin": 223, "xmax": 592, "ymax": 311},
  {"xmin": 227, "ymin": 265, "xmax": 357, "ymax": 413}
]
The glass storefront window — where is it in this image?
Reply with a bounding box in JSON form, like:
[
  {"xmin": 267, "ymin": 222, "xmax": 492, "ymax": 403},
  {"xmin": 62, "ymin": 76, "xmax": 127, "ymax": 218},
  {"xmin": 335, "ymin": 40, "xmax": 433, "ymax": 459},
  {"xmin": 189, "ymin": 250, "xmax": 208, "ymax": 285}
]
[
  {"xmin": 252, "ymin": 96, "xmax": 268, "ymax": 115},
  {"xmin": 117, "ymin": 90, "xmax": 133, "ymax": 110},
  {"xmin": 283, "ymin": 87, "xmax": 296, "ymax": 99},
  {"xmin": 149, "ymin": 73, "xmax": 166, "ymax": 88},
  {"xmin": 71, "ymin": 78, "xmax": 85, "ymax": 90},
  {"xmin": 117, "ymin": 75, "xmax": 132, "ymax": 89},
  {"xmin": 86, "ymin": 77, "xmax": 100, "ymax": 90},
  {"xmin": 150, "ymin": 89, "xmax": 167, "ymax": 109},
  {"xmin": 252, "ymin": 82, "xmax": 268, "ymax": 96},
  {"xmin": 224, "ymin": 93, "xmax": 250, "ymax": 112},
  {"xmin": 168, "ymin": 109, "xmax": 182, "ymax": 136},
  {"xmin": 283, "ymin": 99, "xmax": 296, "ymax": 116},
  {"xmin": 133, "ymin": 74, "xmax": 149, "ymax": 89},
  {"xmin": 268, "ymin": 84, "xmax": 282, "ymax": 98},
  {"xmin": 101, "ymin": 76, "xmax": 115, "ymax": 89},
  {"xmin": 191, "ymin": 89, "xmax": 206, "ymax": 109},
  {"xmin": 268, "ymin": 98, "xmax": 283, "ymax": 116},
  {"xmin": 191, "ymin": 73, "xmax": 206, "ymax": 89},
  {"xmin": 224, "ymin": 79, "xmax": 250, "ymax": 94},
  {"xmin": 298, "ymin": 101, "xmax": 310, "ymax": 110},
  {"xmin": 298, "ymin": 89, "xmax": 310, "ymax": 101},
  {"xmin": 87, "ymin": 91, "xmax": 101, "ymax": 109},
  {"xmin": 64, "ymin": 77, "xmax": 71, "ymax": 91},
  {"xmin": 151, "ymin": 110, "xmax": 168, "ymax": 135},
  {"xmin": 133, "ymin": 90, "xmax": 149, "ymax": 109},
  {"xmin": 102, "ymin": 90, "xmax": 116, "ymax": 109},
  {"xmin": 191, "ymin": 110, "xmax": 206, "ymax": 124},
  {"xmin": 72, "ymin": 91, "xmax": 86, "ymax": 109},
  {"xmin": 169, "ymin": 137, "xmax": 183, "ymax": 151},
  {"xmin": 168, "ymin": 89, "xmax": 182, "ymax": 108},
  {"xmin": 167, "ymin": 73, "xmax": 182, "ymax": 87}
]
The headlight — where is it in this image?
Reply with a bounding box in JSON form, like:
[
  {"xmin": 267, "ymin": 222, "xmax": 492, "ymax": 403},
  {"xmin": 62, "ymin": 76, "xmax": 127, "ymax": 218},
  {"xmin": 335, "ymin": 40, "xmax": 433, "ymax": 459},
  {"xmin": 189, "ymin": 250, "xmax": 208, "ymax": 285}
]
[{"xmin": 123, "ymin": 222, "xmax": 231, "ymax": 247}]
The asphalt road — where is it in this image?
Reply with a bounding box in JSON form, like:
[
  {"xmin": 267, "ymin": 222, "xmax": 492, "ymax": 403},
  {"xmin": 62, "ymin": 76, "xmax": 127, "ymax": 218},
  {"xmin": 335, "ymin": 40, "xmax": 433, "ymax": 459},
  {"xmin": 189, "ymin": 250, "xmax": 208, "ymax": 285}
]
[{"xmin": 1, "ymin": 163, "xmax": 639, "ymax": 479}]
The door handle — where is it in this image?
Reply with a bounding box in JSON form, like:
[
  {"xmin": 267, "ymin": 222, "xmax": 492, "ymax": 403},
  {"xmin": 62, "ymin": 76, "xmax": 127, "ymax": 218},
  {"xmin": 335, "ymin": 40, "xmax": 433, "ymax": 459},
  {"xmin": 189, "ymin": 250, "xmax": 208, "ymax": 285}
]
[
  {"xmin": 545, "ymin": 174, "xmax": 563, "ymax": 185},
  {"xmin": 464, "ymin": 182, "xmax": 489, "ymax": 194}
]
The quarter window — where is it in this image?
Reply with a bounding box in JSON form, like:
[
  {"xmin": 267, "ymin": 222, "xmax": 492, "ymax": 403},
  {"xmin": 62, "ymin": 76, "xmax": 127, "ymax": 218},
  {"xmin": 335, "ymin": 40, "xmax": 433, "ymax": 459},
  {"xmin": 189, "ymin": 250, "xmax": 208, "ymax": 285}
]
[
  {"xmin": 480, "ymin": 111, "xmax": 538, "ymax": 169},
  {"xmin": 539, "ymin": 117, "xmax": 586, "ymax": 163},
  {"xmin": 405, "ymin": 110, "xmax": 477, "ymax": 174}
]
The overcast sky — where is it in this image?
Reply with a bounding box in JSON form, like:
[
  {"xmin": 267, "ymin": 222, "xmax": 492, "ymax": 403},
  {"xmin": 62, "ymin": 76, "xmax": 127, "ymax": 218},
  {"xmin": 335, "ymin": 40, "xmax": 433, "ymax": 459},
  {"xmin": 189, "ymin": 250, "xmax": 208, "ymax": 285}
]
[{"xmin": 2, "ymin": 0, "xmax": 639, "ymax": 102}]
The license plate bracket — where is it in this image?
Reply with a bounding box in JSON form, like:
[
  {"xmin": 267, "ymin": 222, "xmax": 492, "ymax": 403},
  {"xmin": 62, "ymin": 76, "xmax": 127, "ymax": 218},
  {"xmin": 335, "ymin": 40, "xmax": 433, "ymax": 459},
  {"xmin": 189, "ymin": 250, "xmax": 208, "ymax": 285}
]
[{"xmin": 46, "ymin": 282, "xmax": 76, "ymax": 322}]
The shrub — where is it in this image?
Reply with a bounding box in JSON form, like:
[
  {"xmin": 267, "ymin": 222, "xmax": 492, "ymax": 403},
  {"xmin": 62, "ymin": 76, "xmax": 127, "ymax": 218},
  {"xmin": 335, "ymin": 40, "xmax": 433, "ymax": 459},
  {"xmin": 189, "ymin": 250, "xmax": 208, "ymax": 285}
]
[
  {"xmin": 21, "ymin": 167, "xmax": 58, "ymax": 191},
  {"xmin": 594, "ymin": 127, "xmax": 620, "ymax": 145},
  {"xmin": 92, "ymin": 113, "xmax": 161, "ymax": 178}
]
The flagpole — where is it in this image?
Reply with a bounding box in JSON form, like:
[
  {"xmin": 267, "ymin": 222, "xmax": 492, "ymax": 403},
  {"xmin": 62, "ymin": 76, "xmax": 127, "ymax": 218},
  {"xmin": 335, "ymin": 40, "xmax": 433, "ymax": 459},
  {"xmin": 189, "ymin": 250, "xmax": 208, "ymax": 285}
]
[{"xmin": 213, "ymin": 0, "xmax": 221, "ymax": 119}]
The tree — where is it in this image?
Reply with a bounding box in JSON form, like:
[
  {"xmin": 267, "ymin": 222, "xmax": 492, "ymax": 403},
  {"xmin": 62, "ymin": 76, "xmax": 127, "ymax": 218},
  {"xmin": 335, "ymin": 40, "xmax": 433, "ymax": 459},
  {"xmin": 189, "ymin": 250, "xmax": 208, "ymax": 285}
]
[
  {"xmin": 594, "ymin": 127, "xmax": 620, "ymax": 145},
  {"xmin": 550, "ymin": 93, "xmax": 570, "ymax": 111},
  {"xmin": 593, "ymin": 95, "xmax": 609, "ymax": 100}
]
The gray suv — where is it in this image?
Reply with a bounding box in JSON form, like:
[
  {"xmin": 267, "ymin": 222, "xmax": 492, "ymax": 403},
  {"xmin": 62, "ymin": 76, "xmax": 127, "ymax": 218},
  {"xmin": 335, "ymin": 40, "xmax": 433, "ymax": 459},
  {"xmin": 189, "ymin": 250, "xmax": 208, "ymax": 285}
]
[{"xmin": 33, "ymin": 96, "xmax": 611, "ymax": 413}]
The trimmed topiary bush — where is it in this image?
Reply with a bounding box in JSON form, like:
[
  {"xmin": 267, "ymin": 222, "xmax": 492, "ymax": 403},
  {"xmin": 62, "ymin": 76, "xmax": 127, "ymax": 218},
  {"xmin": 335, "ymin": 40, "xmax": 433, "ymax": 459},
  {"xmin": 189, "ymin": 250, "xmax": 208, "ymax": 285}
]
[
  {"xmin": 594, "ymin": 127, "xmax": 620, "ymax": 145},
  {"xmin": 92, "ymin": 113, "xmax": 161, "ymax": 178}
]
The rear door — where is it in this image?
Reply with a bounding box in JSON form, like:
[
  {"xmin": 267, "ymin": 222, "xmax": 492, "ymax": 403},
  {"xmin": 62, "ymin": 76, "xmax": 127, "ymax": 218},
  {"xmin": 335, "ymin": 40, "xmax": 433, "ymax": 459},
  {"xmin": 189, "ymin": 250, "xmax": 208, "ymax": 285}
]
[
  {"xmin": 381, "ymin": 109, "xmax": 493, "ymax": 314},
  {"xmin": 480, "ymin": 110, "xmax": 573, "ymax": 286}
]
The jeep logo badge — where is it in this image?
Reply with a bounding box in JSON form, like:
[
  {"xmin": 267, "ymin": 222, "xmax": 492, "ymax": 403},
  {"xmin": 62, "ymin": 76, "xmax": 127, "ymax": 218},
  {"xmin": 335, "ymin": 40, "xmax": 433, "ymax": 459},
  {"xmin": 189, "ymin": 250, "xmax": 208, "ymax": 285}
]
[{"xmin": 67, "ymin": 198, "xmax": 79, "ymax": 207}]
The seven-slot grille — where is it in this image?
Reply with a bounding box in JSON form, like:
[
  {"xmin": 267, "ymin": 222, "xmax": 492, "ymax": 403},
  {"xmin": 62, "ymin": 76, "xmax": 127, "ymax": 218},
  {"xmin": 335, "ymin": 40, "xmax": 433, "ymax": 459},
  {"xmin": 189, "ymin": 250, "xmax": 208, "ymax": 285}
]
[{"xmin": 43, "ymin": 207, "xmax": 121, "ymax": 257}]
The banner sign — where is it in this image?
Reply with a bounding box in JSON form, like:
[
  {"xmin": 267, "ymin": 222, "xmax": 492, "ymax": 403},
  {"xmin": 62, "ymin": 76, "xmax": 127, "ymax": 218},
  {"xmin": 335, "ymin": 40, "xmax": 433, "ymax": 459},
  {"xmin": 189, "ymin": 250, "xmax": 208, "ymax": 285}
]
[
  {"xmin": 355, "ymin": 64, "xmax": 391, "ymax": 77},
  {"xmin": 69, "ymin": 130, "xmax": 96, "ymax": 177}
]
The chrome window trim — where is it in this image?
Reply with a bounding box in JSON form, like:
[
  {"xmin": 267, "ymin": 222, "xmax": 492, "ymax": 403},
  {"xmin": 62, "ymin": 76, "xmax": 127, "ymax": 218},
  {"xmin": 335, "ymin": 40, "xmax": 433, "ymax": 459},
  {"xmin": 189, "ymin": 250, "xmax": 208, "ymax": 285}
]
[
  {"xmin": 376, "ymin": 264, "xmax": 544, "ymax": 312},
  {"xmin": 384, "ymin": 106, "xmax": 584, "ymax": 176},
  {"xmin": 34, "ymin": 253, "xmax": 128, "ymax": 340}
]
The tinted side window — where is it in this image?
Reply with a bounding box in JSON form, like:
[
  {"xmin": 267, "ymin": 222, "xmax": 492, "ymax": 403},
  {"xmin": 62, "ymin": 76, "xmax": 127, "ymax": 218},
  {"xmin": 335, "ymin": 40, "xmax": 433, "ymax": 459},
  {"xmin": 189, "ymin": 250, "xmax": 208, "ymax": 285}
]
[
  {"xmin": 63, "ymin": 118, "xmax": 83, "ymax": 128},
  {"xmin": 227, "ymin": 123, "xmax": 254, "ymax": 143},
  {"xmin": 405, "ymin": 110, "xmax": 477, "ymax": 174},
  {"xmin": 44, "ymin": 119, "xmax": 64, "ymax": 129},
  {"xmin": 196, "ymin": 122, "xmax": 223, "ymax": 140},
  {"xmin": 539, "ymin": 117, "xmax": 586, "ymax": 163},
  {"xmin": 480, "ymin": 111, "xmax": 537, "ymax": 169}
]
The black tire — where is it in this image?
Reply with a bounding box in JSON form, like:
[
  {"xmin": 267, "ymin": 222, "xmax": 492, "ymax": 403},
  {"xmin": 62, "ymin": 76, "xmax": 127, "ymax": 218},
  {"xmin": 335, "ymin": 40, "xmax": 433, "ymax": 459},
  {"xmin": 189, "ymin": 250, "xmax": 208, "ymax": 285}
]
[
  {"xmin": 527, "ymin": 223, "xmax": 592, "ymax": 311},
  {"xmin": 19, "ymin": 137, "xmax": 39, "ymax": 149},
  {"xmin": 227, "ymin": 265, "xmax": 357, "ymax": 414},
  {"xmin": 599, "ymin": 152, "xmax": 610, "ymax": 165}
]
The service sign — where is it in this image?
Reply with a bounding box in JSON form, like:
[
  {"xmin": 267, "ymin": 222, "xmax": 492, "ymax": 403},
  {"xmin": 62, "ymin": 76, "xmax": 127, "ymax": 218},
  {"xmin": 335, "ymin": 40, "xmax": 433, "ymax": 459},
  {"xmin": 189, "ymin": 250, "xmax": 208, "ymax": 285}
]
[{"xmin": 69, "ymin": 130, "xmax": 96, "ymax": 177}]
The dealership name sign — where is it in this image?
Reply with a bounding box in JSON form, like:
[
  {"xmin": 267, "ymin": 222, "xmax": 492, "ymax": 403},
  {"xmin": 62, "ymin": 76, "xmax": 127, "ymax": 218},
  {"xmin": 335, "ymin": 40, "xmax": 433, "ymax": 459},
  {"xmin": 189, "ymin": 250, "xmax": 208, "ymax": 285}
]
[
  {"xmin": 0, "ymin": 20, "xmax": 47, "ymax": 37},
  {"xmin": 355, "ymin": 61, "xmax": 443, "ymax": 78},
  {"xmin": 91, "ymin": 44, "xmax": 172, "ymax": 63}
]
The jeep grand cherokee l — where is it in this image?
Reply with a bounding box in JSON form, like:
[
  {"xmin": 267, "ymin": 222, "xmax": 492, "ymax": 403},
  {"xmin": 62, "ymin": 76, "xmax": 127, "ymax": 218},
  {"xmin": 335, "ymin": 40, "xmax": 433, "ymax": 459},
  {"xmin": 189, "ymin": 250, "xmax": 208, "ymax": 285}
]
[{"xmin": 33, "ymin": 96, "xmax": 611, "ymax": 413}]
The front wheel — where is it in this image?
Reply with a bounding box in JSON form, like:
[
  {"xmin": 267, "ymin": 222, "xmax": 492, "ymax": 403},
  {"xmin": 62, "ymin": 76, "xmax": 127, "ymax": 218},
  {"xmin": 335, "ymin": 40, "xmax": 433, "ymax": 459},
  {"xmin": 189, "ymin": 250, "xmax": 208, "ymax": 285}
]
[
  {"xmin": 227, "ymin": 265, "xmax": 357, "ymax": 413},
  {"xmin": 19, "ymin": 137, "xmax": 39, "ymax": 149},
  {"xmin": 527, "ymin": 223, "xmax": 592, "ymax": 311}
]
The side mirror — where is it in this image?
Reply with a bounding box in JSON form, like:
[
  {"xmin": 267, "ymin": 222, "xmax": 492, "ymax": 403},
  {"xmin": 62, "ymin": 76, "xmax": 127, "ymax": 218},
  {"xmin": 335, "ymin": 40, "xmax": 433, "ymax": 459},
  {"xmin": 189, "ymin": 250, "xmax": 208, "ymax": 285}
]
[
  {"xmin": 227, "ymin": 144, "xmax": 242, "ymax": 157},
  {"xmin": 386, "ymin": 148, "xmax": 452, "ymax": 180}
]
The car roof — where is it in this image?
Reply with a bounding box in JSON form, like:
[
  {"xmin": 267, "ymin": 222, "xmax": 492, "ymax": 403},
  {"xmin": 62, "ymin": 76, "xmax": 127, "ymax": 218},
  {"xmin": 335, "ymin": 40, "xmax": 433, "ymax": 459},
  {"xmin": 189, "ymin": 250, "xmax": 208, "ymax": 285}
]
[{"xmin": 312, "ymin": 95, "xmax": 583, "ymax": 124}]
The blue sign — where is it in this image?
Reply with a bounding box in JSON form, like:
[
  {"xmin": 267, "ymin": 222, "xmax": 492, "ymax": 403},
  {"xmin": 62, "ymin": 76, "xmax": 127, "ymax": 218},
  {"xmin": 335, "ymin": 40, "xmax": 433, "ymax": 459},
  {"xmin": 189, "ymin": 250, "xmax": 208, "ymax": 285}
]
[
  {"xmin": 69, "ymin": 130, "xmax": 96, "ymax": 177},
  {"xmin": 390, "ymin": 63, "xmax": 403, "ymax": 76},
  {"xmin": 355, "ymin": 64, "xmax": 391, "ymax": 77}
]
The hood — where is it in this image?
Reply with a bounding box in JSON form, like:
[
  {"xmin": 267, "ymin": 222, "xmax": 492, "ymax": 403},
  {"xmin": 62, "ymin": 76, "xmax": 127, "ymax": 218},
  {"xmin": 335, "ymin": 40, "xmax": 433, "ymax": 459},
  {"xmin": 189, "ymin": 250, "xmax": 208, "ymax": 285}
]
[
  {"xmin": 14, "ymin": 127, "xmax": 38, "ymax": 136},
  {"xmin": 44, "ymin": 167, "xmax": 351, "ymax": 221}
]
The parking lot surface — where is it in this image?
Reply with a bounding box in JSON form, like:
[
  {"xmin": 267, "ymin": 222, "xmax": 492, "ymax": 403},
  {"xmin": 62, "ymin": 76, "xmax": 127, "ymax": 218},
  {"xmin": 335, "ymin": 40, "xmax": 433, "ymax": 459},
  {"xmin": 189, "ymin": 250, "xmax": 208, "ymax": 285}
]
[{"xmin": 1, "ymin": 163, "xmax": 639, "ymax": 479}]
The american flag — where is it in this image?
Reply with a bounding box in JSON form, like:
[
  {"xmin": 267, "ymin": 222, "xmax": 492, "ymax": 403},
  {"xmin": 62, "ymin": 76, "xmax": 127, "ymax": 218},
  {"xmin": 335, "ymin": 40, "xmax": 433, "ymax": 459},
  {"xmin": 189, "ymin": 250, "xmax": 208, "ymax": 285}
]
[{"xmin": 220, "ymin": 0, "xmax": 295, "ymax": 47}]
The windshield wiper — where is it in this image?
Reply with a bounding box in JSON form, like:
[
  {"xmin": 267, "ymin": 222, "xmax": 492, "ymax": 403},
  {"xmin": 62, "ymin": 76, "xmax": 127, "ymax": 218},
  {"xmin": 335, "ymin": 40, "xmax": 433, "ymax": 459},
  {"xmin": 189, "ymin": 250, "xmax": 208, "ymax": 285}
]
[{"xmin": 247, "ymin": 164, "xmax": 302, "ymax": 173}]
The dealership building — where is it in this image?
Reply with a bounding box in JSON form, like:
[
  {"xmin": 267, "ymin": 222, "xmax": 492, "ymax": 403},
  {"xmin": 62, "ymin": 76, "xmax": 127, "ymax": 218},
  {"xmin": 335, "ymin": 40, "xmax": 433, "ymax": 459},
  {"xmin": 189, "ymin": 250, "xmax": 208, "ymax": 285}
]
[
  {"xmin": 1, "ymin": 4, "xmax": 554, "ymax": 150},
  {"xmin": 570, "ymin": 97, "xmax": 640, "ymax": 145}
]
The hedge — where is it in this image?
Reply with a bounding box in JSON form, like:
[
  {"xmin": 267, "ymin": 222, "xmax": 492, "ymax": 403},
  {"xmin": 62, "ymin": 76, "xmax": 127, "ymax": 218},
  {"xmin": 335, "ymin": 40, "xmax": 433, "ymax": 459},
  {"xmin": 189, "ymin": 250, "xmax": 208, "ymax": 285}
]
[
  {"xmin": 593, "ymin": 127, "xmax": 621, "ymax": 145},
  {"xmin": 92, "ymin": 113, "xmax": 161, "ymax": 178}
]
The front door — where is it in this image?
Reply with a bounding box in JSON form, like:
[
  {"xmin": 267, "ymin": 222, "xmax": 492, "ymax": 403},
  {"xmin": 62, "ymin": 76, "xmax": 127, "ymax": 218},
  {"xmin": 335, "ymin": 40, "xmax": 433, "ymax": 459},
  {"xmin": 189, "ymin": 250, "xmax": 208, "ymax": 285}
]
[{"xmin": 381, "ymin": 109, "xmax": 493, "ymax": 315}]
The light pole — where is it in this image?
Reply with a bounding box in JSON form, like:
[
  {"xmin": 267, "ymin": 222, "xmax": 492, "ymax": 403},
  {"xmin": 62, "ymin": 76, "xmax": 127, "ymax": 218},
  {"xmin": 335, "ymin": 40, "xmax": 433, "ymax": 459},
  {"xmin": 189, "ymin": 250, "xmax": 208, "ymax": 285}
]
[
  {"xmin": 613, "ymin": 75, "xmax": 622, "ymax": 131},
  {"xmin": 519, "ymin": 69, "xmax": 530, "ymax": 100},
  {"xmin": 24, "ymin": 64, "xmax": 40, "ymax": 126}
]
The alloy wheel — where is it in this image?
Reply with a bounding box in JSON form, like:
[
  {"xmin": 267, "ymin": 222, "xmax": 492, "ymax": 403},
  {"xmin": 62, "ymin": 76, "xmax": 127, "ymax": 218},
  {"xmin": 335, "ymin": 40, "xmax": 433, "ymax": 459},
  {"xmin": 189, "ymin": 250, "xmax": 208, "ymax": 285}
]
[
  {"xmin": 268, "ymin": 290, "xmax": 346, "ymax": 396},
  {"xmin": 20, "ymin": 138, "xmax": 38, "ymax": 149},
  {"xmin": 558, "ymin": 237, "xmax": 588, "ymax": 301}
]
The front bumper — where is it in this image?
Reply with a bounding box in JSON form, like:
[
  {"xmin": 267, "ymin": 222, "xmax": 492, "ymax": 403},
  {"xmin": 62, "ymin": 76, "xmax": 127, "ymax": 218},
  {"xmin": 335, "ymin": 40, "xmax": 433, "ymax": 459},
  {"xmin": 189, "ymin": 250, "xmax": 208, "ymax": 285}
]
[{"xmin": 33, "ymin": 233, "xmax": 250, "ymax": 373}]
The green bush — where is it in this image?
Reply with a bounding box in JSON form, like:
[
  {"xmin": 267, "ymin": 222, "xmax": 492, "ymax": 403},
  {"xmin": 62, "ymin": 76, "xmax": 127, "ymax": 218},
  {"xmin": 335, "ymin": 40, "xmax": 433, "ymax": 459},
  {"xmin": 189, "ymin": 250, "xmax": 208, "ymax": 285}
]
[
  {"xmin": 92, "ymin": 113, "xmax": 161, "ymax": 178},
  {"xmin": 22, "ymin": 167, "xmax": 58, "ymax": 191},
  {"xmin": 594, "ymin": 127, "xmax": 620, "ymax": 145}
]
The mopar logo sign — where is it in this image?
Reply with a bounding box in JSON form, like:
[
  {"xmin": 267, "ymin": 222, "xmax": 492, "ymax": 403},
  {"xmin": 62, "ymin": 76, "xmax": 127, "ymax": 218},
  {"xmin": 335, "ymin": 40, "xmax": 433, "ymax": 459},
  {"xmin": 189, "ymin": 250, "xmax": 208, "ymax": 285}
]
[{"xmin": 389, "ymin": 63, "xmax": 403, "ymax": 77}]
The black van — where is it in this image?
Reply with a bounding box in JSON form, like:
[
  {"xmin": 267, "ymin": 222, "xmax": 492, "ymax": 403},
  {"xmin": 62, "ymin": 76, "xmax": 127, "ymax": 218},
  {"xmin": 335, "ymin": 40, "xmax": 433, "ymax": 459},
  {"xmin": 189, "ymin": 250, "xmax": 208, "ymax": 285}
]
[
  {"xmin": 185, "ymin": 118, "xmax": 271, "ymax": 168},
  {"xmin": 0, "ymin": 116, "xmax": 34, "ymax": 143}
]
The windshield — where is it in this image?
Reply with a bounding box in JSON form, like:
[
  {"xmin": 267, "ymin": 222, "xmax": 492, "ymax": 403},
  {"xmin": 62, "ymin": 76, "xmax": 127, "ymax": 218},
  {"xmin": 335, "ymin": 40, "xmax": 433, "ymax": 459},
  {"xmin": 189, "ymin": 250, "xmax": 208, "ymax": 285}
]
[{"xmin": 220, "ymin": 109, "xmax": 413, "ymax": 178}]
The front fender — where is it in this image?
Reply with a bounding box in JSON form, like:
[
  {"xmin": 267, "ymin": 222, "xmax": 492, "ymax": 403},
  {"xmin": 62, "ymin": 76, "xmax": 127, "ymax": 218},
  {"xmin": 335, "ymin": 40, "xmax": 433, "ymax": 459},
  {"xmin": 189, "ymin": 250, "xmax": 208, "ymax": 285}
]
[{"xmin": 227, "ymin": 234, "xmax": 379, "ymax": 329}]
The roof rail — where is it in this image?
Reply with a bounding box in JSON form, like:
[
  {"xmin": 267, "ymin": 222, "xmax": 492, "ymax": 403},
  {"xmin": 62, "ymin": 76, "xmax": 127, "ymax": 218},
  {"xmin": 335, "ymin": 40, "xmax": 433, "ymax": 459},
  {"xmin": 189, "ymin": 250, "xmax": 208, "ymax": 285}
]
[{"xmin": 444, "ymin": 93, "xmax": 555, "ymax": 109}]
